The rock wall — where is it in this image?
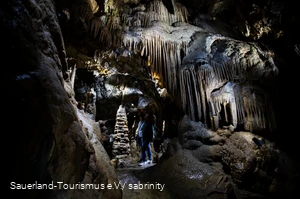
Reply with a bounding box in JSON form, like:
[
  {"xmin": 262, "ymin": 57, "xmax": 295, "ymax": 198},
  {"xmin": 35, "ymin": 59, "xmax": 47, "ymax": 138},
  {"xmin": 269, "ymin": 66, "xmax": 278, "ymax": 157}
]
[
  {"xmin": 156, "ymin": 115, "xmax": 300, "ymax": 199},
  {"xmin": 2, "ymin": 1, "xmax": 121, "ymax": 198}
]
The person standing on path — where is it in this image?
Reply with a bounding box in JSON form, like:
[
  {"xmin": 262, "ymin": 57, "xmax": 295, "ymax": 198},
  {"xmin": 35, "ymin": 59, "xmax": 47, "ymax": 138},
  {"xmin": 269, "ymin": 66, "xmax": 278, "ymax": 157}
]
[
  {"xmin": 139, "ymin": 113, "xmax": 154, "ymax": 166},
  {"xmin": 136, "ymin": 114, "xmax": 145, "ymax": 162}
]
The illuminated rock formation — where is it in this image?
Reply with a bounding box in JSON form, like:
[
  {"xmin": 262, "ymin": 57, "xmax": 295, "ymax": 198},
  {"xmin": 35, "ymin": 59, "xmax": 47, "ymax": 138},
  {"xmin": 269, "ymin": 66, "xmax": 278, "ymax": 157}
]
[{"xmin": 112, "ymin": 105, "xmax": 131, "ymax": 160}]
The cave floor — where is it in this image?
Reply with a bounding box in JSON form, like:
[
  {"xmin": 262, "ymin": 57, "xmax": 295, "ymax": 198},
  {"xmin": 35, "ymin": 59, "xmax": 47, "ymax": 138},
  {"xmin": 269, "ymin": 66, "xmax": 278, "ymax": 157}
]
[{"xmin": 116, "ymin": 158, "xmax": 173, "ymax": 199}]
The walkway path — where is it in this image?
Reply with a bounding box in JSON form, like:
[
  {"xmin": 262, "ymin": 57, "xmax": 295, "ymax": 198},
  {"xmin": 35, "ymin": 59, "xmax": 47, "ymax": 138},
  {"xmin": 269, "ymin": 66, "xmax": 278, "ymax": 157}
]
[{"xmin": 116, "ymin": 160, "xmax": 173, "ymax": 199}]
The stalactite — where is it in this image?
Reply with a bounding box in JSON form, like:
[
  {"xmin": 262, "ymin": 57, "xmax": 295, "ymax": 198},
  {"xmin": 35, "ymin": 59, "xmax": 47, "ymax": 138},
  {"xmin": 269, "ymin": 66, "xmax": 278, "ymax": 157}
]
[
  {"xmin": 107, "ymin": 15, "xmax": 121, "ymax": 31},
  {"xmin": 132, "ymin": 17, "xmax": 141, "ymax": 28},
  {"xmin": 179, "ymin": 68, "xmax": 187, "ymax": 113},
  {"xmin": 162, "ymin": 41, "xmax": 168, "ymax": 85},
  {"xmin": 90, "ymin": 17, "xmax": 104, "ymax": 39},
  {"xmin": 151, "ymin": 37, "xmax": 154, "ymax": 65},
  {"xmin": 242, "ymin": 87, "xmax": 267, "ymax": 131},
  {"xmin": 190, "ymin": 66, "xmax": 202, "ymax": 121},
  {"xmin": 115, "ymin": 0, "xmax": 279, "ymax": 134},
  {"xmin": 121, "ymin": 9, "xmax": 193, "ymax": 95},
  {"xmin": 99, "ymin": 26, "xmax": 112, "ymax": 47},
  {"xmin": 168, "ymin": 42, "xmax": 177, "ymax": 93},
  {"xmin": 134, "ymin": 0, "xmax": 188, "ymax": 28},
  {"xmin": 197, "ymin": 68, "xmax": 207, "ymax": 124},
  {"xmin": 162, "ymin": 41, "xmax": 170, "ymax": 89},
  {"xmin": 167, "ymin": 42, "xmax": 174, "ymax": 92},
  {"xmin": 233, "ymin": 85, "xmax": 245, "ymax": 125},
  {"xmin": 180, "ymin": 63, "xmax": 214, "ymax": 122},
  {"xmin": 264, "ymin": 94, "xmax": 276, "ymax": 131},
  {"xmin": 112, "ymin": 29, "xmax": 121, "ymax": 48},
  {"xmin": 77, "ymin": 4, "xmax": 94, "ymax": 24},
  {"xmin": 186, "ymin": 69, "xmax": 195, "ymax": 120},
  {"xmin": 209, "ymin": 82, "xmax": 238, "ymax": 128},
  {"xmin": 210, "ymin": 60, "xmax": 234, "ymax": 82},
  {"xmin": 177, "ymin": 30, "xmax": 278, "ymax": 132},
  {"xmin": 140, "ymin": 45, "xmax": 145, "ymax": 56},
  {"xmin": 157, "ymin": 37, "xmax": 163, "ymax": 79},
  {"xmin": 145, "ymin": 39, "xmax": 148, "ymax": 57},
  {"xmin": 136, "ymin": 11, "xmax": 149, "ymax": 28},
  {"xmin": 122, "ymin": 33, "xmax": 142, "ymax": 52}
]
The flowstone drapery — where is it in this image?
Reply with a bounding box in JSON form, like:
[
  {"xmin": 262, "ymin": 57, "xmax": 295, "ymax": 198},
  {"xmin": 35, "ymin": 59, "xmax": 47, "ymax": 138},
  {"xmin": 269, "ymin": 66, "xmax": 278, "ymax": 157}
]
[
  {"xmin": 179, "ymin": 36, "xmax": 278, "ymax": 132},
  {"xmin": 122, "ymin": 21, "xmax": 203, "ymax": 94},
  {"xmin": 75, "ymin": 0, "xmax": 279, "ymax": 133}
]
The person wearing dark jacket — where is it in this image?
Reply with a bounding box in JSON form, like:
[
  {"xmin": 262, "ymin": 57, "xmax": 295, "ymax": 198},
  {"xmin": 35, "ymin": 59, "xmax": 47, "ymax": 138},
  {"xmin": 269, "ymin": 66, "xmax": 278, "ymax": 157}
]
[{"xmin": 139, "ymin": 113, "xmax": 154, "ymax": 166}]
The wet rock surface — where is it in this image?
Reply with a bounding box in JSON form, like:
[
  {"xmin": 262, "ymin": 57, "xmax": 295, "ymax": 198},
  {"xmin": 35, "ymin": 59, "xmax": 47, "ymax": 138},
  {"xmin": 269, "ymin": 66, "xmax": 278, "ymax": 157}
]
[
  {"xmin": 113, "ymin": 114, "xmax": 300, "ymax": 199},
  {"xmin": 117, "ymin": 165, "xmax": 173, "ymax": 199}
]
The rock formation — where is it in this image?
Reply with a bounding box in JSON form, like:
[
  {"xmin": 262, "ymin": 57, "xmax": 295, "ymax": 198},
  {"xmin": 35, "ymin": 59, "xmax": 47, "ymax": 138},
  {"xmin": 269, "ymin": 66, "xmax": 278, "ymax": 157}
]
[
  {"xmin": 2, "ymin": 0, "xmax": 299, "ymax": 198},
  {"xmin": 112, "ymin": 105, "xmax": 131, "ymax": 165}
]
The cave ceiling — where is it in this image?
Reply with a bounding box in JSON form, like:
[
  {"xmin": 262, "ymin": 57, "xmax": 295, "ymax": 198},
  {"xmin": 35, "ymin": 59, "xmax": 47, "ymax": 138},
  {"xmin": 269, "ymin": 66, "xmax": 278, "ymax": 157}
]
[{"xmin": 53, "ymin": 0, "xmax": 299, "ymax": 136}]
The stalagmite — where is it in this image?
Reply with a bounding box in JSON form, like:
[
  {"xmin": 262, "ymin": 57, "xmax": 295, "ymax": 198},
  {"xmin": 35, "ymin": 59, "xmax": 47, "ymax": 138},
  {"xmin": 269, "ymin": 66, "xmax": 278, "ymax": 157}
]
[{"xmin": 112, "ymin": 105, "xmax": 131, "ymax": 162}]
